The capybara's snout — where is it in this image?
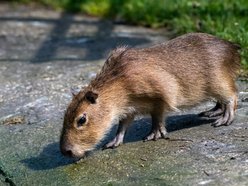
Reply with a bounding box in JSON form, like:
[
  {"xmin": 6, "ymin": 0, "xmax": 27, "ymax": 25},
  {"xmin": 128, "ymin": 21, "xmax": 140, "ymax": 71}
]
[
  {"xmin": 60, "ymin": 139, "xmax": 85, "ymax": 158},
  {"xmin": 60, "ymin": 142, "xmax": 73, "ymax": 157}
]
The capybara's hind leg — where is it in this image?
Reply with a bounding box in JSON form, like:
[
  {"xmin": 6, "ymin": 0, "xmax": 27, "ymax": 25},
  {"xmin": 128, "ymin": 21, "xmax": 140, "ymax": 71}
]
[
  {"xmin": 212, "ymin": 94, "xmax": 237, "ymax": 127},
  {"xmin": 199, "ymin": 102, "xmax": 224, "ymax": 118}
]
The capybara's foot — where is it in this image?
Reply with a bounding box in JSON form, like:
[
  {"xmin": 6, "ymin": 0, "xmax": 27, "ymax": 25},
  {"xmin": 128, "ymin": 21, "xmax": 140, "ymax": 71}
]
[
  {"xmin": 143, "ymin": 126, "xmax": 167, "ymax": 141},
  {"xmin": 211, "ymin": 111, "xmax": 234, "ymax": 127},
  {"xmin": 103, "ymin": 134, "xmax": 124, "ymax": 149},
  {"xmin": 211, "ymin": 98, "xmax": 236, "ymax": 127},
  {"xmin": 199, "ymin": 102, "xmax": 224, "ymax": 118}
]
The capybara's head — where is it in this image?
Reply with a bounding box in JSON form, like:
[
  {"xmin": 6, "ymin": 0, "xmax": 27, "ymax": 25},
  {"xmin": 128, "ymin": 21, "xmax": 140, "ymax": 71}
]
[{"xmin": 60, "ymin": 89, "xmax": 112, "ymax": 158}]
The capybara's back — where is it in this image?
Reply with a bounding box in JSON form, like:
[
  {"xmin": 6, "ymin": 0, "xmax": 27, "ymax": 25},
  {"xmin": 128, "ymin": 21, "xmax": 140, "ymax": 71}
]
[
  {"xmin": 60, "ymin": 33, "xmax": 241, "ymax": 158},
  {"xmin": 119, "ymin": 33, "xmax": 240, "ymax": 110}
]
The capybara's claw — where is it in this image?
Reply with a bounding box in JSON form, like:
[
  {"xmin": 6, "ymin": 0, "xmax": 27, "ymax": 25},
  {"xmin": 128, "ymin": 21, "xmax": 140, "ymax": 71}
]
[
  {"xmin": 103, "ymin": 136, "xmax": 123, "ymax": 149},
  {"xmin": 144, "ymin": 128, "xmax": 167, "ymax": 142}
]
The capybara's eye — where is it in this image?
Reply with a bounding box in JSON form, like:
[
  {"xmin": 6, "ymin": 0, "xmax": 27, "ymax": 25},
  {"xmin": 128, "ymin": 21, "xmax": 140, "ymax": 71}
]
[{"xmin": 77, "ymin": 116, "xmax": 86, "ymax": 127}]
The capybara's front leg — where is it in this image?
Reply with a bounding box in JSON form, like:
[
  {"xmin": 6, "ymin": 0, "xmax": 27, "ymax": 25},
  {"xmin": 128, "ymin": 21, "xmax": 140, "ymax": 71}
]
[
  {"xmin": 103, "ymin": 115, "xmax": 134, "ymax": 149},
  {"xmin": 144, "ymin": 110, "xmax": 167, "ymax": 141}
]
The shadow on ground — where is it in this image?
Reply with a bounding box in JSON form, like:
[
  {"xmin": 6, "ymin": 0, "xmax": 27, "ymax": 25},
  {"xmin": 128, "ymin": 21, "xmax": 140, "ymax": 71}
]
[
  {"xmin": 21, "ymin": 143, "xmax": 75, "ymax": 171},
  {"xmin": 0, "ymin": 12, "xmax": 151, "ymax": 63},
  {"xmin": 21, "ymin": 113, "xmax": 215, "ymax": 171}
]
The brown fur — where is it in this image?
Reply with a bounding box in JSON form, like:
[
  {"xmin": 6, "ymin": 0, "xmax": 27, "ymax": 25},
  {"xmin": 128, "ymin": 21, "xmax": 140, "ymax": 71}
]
[{"xmin": 60, "ymin": 33, "xmax": 241, "ymax": 158}]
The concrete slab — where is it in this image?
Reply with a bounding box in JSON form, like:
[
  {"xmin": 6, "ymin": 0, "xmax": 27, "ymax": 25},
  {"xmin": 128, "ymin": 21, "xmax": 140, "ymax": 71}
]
[{"xmin": 0, "ymin": 3, "xmax": 247, "ymax": 186}]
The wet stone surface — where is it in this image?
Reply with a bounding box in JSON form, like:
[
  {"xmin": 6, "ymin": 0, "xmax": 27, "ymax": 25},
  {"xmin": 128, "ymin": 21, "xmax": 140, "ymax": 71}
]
[{"xmin": 0, "ymin": 3, "xmax": 248, "ymax": 186}]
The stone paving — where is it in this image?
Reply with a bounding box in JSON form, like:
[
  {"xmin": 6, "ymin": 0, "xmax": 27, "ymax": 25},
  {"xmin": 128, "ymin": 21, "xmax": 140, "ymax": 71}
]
[{"xmin": 0, "ymin": 3, "xmax": 247, "ymax": 186}]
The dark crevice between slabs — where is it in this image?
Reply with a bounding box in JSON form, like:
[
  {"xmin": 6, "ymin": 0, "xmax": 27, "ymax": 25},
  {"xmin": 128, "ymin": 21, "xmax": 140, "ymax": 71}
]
[{"xmin": 0, "ymin": 164, "xmax": 16, "ymax": 186}]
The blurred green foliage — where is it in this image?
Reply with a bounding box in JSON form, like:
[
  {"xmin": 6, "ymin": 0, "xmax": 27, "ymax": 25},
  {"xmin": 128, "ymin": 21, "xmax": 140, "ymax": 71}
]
[{"xmin": 10, "ymin": 0, "xmax": 248, "ymax": 71}]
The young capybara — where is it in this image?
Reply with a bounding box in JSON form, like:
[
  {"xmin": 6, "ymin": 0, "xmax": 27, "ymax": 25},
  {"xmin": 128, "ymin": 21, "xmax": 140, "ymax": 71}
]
[{"xmin": 60, "ymin": 33, "xmax": 240, "ymax": 158}]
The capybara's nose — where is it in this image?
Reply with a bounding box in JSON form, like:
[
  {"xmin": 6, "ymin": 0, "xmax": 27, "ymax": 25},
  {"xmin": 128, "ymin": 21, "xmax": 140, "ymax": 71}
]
[
  {"xmin": 63, "ymin": 149, "xmax": 73, "ymax": 157},
  {"xmin": 60, "ymin": 143, "xmax": 74, "ymax": 157},
  {"xmin": 60, "ymin": 143, "xmax": 85, "ymax": 158}
]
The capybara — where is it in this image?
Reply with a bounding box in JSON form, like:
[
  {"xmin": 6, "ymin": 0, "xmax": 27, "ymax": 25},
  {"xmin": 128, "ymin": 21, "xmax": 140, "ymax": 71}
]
[{"xmin": 60, "ymin": 33, "xmax": 240, "ymax": 158}]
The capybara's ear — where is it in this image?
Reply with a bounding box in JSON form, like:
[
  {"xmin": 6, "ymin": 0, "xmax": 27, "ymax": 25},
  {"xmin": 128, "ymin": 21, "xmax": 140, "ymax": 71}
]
[
  {"xmin": 70, "ymin": 87, "xmax": 80, "ymax": 97},
  {"xmin": 85, "ymin": 91, "xmax": 98, "ymax": 104}
]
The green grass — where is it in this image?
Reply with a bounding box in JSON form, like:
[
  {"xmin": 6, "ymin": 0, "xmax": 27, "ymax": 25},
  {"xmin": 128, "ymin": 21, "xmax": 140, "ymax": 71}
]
[{"xmin": 10, "ymin": 0, "xmax": 248, "ymax": 72}]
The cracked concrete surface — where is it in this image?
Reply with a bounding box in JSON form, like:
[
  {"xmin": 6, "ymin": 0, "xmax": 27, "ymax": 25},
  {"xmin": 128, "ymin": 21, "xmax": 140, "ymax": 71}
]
[{"xmin": 0, "ymin": 3, "xmax": 247, "ymax": 186}]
